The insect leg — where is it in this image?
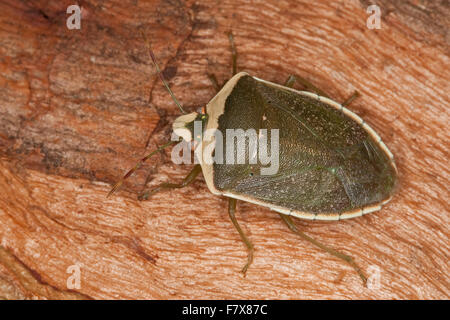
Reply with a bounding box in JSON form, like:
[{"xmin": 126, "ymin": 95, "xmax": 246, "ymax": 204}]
[
  {"xmin": 206, "ymin": 31, "xmax": 238, "ymax": 93},
  {"xmin": 206, "ymin": 31, "xmax": 237, "ymax": 93},
  {"xmin": 207, "ymin": 73, "xmax": 221, "ymax": 92},
  {"xmin": 228, "ymin": 31, "xmax": 238, "ymax": 76},
  {"xmin": 138, "ymin": 164, "xmax": 202, "ymax": 200},
  {"xmin": 278, "ymin": 213, "xmax": 367, "ymax": 286},
  {"xmin": 284, "ymin": 75, "xmax": 297, "ymax": 88},
  {"xmin": 282, "ymin": 75, "xmax": 330, "ymax": 98},
  {"xmin": 341, "ymin": 91, "xmax": 361, "ymax": 107},
  {"xmin": 107, "ymin": 140, "xmax": 178, "ymax": 198},
  {"xmin": 228, "ymin": 198, "xmax": 254, "ymax": 276}
]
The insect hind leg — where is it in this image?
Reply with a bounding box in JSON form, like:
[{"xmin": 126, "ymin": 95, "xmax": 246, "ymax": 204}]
[
  {"xmin": 278, "ymin": 213, "xmax": 367, "ymax": 286},
  {"xmin": 341, "ymin": 91, "xmax": 361, "ymax": 107}
]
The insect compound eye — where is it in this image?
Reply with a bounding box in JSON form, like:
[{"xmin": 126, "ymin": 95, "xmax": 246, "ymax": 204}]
[{"xmin": 196, "ymin": 106, "xmax": 207, "ymax": 114}]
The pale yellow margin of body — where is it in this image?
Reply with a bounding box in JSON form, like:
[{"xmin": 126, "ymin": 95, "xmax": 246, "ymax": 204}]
[
  {"xmin": 199, "ymin": 72, "xmax": 396, "ymax": 221},
  {"xmin": 173, "ymin": 112, "xmax": 198, "ymax": 141}
]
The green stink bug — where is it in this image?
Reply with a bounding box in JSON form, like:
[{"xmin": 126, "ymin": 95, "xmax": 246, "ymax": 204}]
[{"xmin": 108, "ymin": 32, "xmax": 397, "ymax": 285}]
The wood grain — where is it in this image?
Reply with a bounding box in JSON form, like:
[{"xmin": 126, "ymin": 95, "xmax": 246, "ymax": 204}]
[{"xmin": 0, "ymin": 0, "xmax": 448, "ymax": 299}]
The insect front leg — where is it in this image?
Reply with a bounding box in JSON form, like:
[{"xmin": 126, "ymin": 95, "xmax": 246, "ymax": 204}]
[
  {"xmin": 278, "ymin": 213, "xmax": 367, "ymax": 286},
  {"xmin": 207, "ymin": 31, "xmax": 238, "ymax": 93},
  {"xmin": 227, "ymin": 198, "xmax": 254, "ymax": 276},
  {"xmin": 207, "ymin": 73, "xmax": 221, "ymax": 92},
  {"xmin": 228, "ymin": 31, "xmax": 238, "ymax": 76},
  {"xmin": 138, "ymin": 164, "xmax": 202, "ymax": 200}
]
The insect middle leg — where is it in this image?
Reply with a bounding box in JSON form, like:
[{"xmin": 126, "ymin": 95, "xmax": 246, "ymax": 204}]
[
  {"xmin": 284, "ymin": 75, "xmax": 361, "ymax": 107},
  {"xmin": 228, "ymin": 198, "xmax": 254, "ymax": 275},
  {"xmin": 278, "ymin": 213, "xmax": 367, "ymax": 285},
  {"xmin": 283, "ymin": 74, "xmax": 329, "ymax": 97},
  {"xmin": 138, "ymin": 164, "xmax": 202, "ymax": 200}
]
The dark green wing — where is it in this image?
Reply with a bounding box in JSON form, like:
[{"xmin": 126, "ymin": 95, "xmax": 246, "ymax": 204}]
[{"xmin": 212, "ymin": 75, "xmax": 396, "ymax": 214}]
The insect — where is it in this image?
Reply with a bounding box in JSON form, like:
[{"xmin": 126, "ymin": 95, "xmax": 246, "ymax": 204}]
[{"xmin": 108, "ymin": 32, "xmax": 397, "ymax": 285}]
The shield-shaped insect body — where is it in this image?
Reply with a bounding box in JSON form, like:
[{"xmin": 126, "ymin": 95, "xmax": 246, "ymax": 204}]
[
  {"xmin": 109, "ymin": 33, "xmax": 398, "ymax": 285},
  {"xmin": 174, "ymin": 72, "xmax": 397, "ymax": 221}
]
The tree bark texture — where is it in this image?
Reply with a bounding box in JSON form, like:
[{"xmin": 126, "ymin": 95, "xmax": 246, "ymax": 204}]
[{"xmin": 0, "ymin": 0, "xmax": 448, "ymax": 299}]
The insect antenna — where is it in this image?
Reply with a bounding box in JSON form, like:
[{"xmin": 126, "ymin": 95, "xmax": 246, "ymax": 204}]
[
  {"xmin": 107, "ymin": 140, "xmax": 178, "ymax": 198},
  {"xmin": 108, "ymin": 31, "xmax": 189, "ymax": 198},
  {"xmin": 140, "ymin": 30, "xmax": 187, "ymax": 114}
]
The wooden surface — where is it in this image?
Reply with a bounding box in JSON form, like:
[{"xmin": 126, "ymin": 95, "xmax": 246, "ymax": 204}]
[{"xmin": 0, "ymin": 0, "xmax": 448, "ymax": 300}]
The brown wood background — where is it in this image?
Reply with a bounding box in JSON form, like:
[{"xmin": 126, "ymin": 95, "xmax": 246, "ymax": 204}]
[{"xmin": 0, "ymin": 0, "xmax": 448, "ymax": 300}]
